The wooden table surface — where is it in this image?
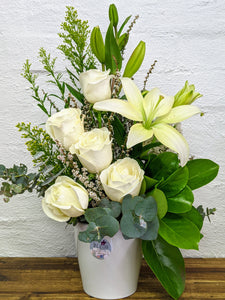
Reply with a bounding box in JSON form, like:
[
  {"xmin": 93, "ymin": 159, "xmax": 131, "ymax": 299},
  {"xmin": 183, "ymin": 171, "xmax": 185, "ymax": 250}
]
[{"xmin": 0, "ymin": 258, "xmax": 224, "ymax": 299}]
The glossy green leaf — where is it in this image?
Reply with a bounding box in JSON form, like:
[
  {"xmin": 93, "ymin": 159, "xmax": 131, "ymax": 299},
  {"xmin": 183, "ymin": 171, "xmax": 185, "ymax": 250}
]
[
  {"xmin": 167, "ymin": 186, "xmax": 194, "ymax": 213},
  {"xmin": 158, "ymin": 166, "xmax": 189, "ymax": 197},
  {"xmin": 159, "ymin": 213, "xmax": 201, "ymax": 249},
  {"xmin": 179, "ymin": 206, "xmax": 203, "ymax": 230},
  {"xmin": 148, "ymin": 188, "xmax": 168, "ymax": 219},
  {"xmin": 144, "ymin": 175, "xmax": 158, "ymax": 191},
  {"xmin": 142, "ymin": 236, "xmax": 185, "ymax": 300},
  {"xmin": 187, "ymin": 159, "xmax": 219, "ymax": 190},
  {"xmin": 147, "ymin": 152, "xmax": 179, "ymax": 180},
  {"xmin": 105, "ymin": 22, "xmax": 122, "ymax": 73}
]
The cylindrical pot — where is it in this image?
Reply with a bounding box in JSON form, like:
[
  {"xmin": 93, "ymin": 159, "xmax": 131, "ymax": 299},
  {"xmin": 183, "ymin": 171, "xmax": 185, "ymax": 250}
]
[{"xmin": 75, "ymin": 223, "xmax": 142, "ymax": 299}]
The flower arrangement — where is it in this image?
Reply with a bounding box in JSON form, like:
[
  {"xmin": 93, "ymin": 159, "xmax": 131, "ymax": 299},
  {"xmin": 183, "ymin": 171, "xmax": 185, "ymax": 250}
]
[{"xmin": 0, "ymin": 4, "xmax": 219, "ymax": 299}]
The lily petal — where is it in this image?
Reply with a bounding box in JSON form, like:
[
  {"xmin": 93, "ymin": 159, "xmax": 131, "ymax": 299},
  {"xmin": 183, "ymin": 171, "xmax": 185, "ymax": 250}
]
[
  {"xmin": 143, "ymin": 88, "xmax": 161, "ymax": 117},
  {"xmin": 152, "ymin": 123, "xmax": 189, "ymax": 166},
  {"xmin": 154, "ymin": 95, "xmax": 174, "ymax": 118},
  {"xmin": 127, "ymin": 123, "xmax": 153, "ymax": 148},
  {"xmin": 159, "ymin": 105, "xmax": 201, "ymax": 123},
  {"xmin": 94, "ymin": 99, "xmax": 142, "ymax": 121},
  {"xmin": 121, "ymin": 78, "xmax": 144, "ymax": 113}
]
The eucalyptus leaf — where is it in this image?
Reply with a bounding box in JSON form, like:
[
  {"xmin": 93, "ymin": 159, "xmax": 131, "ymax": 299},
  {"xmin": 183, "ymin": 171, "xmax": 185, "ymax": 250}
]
[
  {"xmin": 142, "ymin": 236, "xmax": 185, "ymax": 300},
  {"xmin": 78, "ymin": 222, "xmax": 99, "ymax": 243},
  {"xmin": 120, "ymin": 211, "xmax": 146, "ymax": 238},
  {"xmin": 139, "ymin": 216, "xmax": 159, "ymax": 241},
  {"xmin": 85, "ymin": 207, "xmax": 108, "ymax": 223},
  {"xmin": 98, "ymin": 198, "xmax": 121, "ymax": 218},
  {"xmin": 135, "ymin": 196, "xmax": 157, "ymax": 222},
  {"xmin": 95, "ymin": 215, "xmax": 119, "ymax": 238}
]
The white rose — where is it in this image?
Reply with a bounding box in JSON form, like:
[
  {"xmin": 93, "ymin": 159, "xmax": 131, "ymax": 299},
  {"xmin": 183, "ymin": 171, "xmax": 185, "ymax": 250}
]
[
  {"xmin": 79, "ymin": 69, "xmax": 112, "ymax": 103},
  {"xmin": 46, "ymin": 108, "xmax": 84, "ymax": 150},
  {"xmin": 100, "ymin": 157, "xmax": 144, "ymax": 203},
  {"xmin": 70, "ymin": 127, "xmax": 112, "ymax": 173},
  {"xmin": 42, "ymin": 176, "xmax": 89, "ymax": 222}
]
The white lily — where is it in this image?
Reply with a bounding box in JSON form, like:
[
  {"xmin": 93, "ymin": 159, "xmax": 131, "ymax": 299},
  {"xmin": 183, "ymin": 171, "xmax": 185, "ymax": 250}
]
[{"xmin": 93, "ymin": 78, "xmax": 201, "ymax": 166}]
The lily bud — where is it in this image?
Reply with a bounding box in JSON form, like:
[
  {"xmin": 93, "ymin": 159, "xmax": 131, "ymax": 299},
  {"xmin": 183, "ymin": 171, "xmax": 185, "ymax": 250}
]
[
  {"xmin": 90, "ymin": 26, "xmax": 105, "ymax": 64},
  {"xmin": 118, "ymin": 33, "xmax": 129, "ymax": 51},
  {"xmin": 109, "ymin": 4, "xmax": 119, "ymax": 27},
  {"xmin": 123, "ymin": 41, "xmax": 146, "ymax": 78},
  {"xmin": 174, "ymin": 81, "xmax": 202, "ymax": 107}
]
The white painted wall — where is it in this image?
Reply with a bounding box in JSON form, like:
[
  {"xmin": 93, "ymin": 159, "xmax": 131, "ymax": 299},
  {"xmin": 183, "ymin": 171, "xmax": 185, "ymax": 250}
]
[{"xmin": 0, "ymin": 0, "xmax": 224, "ymax": 257}]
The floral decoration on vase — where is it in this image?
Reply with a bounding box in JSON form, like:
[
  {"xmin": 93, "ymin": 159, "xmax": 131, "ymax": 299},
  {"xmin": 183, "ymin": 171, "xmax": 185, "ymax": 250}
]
[{"xmin": 0, "ymin": 4, "xmax": 219, "ymax": 299}]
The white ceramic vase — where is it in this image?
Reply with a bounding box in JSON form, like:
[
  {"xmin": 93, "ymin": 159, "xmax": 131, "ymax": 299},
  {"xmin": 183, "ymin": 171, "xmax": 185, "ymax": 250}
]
[{"xmin": 75, "ymin": 223, "xmax": 142, "ymax": 299}]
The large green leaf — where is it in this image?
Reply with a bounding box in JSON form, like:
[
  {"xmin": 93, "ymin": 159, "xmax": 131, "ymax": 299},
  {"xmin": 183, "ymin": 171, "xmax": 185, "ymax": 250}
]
[
  {"xmin": 147, "ymin": 152, "xmax": 179, "ymax": 180},
  {"xmin": 142, "ymin": 236, "xmax": 185, "ymax": 300},
  {"xmin": 167, "ymin": 186, "xmax": 194, "ymax": 213},
  {"xmin": 145, "ymin": 175, "xmax": 158, "ymax": 191},
  {"xmin": 158, "ymin": 166, "xmax": 189, "ymax": 197},
  {"xmin": 148, "ymin": 188, "xmax": 168, "ymax": 219},
  {"xmin": 187, "ymin": 159, "xmax": 219, "ymax": 190},
  {"xmin": 179, "ymin": 206, "xmax": 203, "ymax": 230},
  {"xmin": 159, "ymin": 213, "xmax": 200, "ymax": 249},
  {"xmin": 105, "ymin": 22, "xmax": 122, "ymax": 73}
]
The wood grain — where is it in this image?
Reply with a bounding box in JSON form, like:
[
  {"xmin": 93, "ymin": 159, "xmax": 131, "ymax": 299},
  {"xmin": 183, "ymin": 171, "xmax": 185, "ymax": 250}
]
[{"xmin": 0, "ymin": 258, "xmax": 224, "ymax": 299}]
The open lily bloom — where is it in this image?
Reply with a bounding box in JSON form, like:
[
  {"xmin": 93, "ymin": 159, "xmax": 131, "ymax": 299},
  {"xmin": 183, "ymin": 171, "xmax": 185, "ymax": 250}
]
[{"xmin": 94, "ymin": 78, "xmax": 201, "ymax": 166}]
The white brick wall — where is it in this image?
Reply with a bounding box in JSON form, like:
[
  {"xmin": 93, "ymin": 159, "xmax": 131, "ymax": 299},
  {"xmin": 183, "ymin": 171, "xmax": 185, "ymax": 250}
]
[{"xmin": 0, "ymin": 0, "xmax": 224, "ymax": 257}]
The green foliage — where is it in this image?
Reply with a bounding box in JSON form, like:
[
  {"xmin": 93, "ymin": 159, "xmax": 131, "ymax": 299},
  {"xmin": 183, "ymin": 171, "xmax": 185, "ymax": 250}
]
[
  {"xmin": 105, "ymin": 22, "xmax": 122, "ymax": 73},
  {"xmin": 120, "ymin": 194, "xmax": 159, "ymax": 240},
  {"xmin": 39, "ymin": 48, "xmax": 65, "ymax": 101},
  {"xmin": 98, "ymin": 198, "xmax": 121, "ymax": 218},
  {"xmin": 197, "ymin": 205, "xmax": 216, "ymax": 223},
  {"xmin": 142, "ymin": 236, "xmax": 185, "ymax": 300},
  {"xmin": 148, "ymin": 188, "xmax": 168, "ymax": 219},
  {"xmin": 0, "ymin": 164, "xmax": 39, "ymax": 202},
  {"xmin": 58, "ymin": 6, "xmax": 95, "ymax": 75},
  {"xmin": 157, "ymin": 166, "xmax": 189, "ymax": 198},
  {"xmin": 21, "ymin": 60, "xmax": 52, "ymax": 116},
  {"xmin": 16, "ymin": 122, "xmax": 71, "ymax": 194},
  {"xmin": 167, "ymin": 186, "xmax": 194, "ymax": 213},
  {"xmin": 79, "ymin": 207, "xmax": 119, "ymax": 242},
  {"xmin": 187, "ymin": 159, "xmax": 219, "ymax": 190},
  {"xmin": 159, "ymin": 213, "xmax": 201, "ymax": 250},
  {"xmin": 111, "ymin": 116, "xmax": 126, "ymax": 147}
]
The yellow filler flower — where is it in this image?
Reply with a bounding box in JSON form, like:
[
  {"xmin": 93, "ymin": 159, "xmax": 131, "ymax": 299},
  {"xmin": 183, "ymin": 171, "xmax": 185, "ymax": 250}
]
[{"xmin": 94, "ymin": 78, "xmax": 201, "ymax": 166}]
